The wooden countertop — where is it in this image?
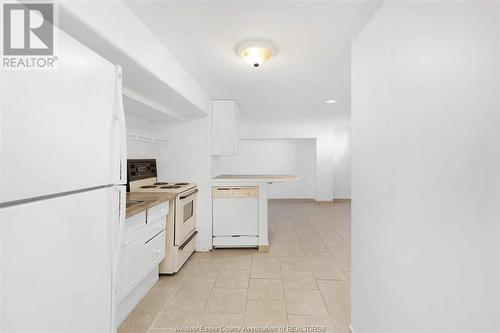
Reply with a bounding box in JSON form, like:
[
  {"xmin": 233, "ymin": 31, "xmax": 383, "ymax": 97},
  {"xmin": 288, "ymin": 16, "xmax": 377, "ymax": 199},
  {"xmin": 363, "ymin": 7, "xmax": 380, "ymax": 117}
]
[
  {"xmin": 126, "ymin": 192, "xmax": 175, "ymax": 218},
  {"xmin": 210, "ymin": 174, "xmax": 299, "ymax": 184}
]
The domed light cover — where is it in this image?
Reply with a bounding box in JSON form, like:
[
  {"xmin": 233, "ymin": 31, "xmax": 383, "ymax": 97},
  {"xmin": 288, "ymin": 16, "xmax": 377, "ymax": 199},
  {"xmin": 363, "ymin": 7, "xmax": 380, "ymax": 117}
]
[{"xmin": 236, "ymin": 39, "xmax": 278, "ymax": 68}]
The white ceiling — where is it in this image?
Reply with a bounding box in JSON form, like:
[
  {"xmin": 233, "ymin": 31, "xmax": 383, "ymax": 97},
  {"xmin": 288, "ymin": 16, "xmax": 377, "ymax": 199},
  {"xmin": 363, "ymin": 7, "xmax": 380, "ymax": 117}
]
[{"xmin": 126, "ymin": 1, "xmax": 381, "ymax": 125}]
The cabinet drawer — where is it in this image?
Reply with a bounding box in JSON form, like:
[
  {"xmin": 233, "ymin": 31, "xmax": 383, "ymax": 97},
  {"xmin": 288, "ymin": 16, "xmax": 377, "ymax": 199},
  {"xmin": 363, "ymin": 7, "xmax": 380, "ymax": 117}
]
[
  {"xmin": 145, "ymin": 215, "xmax": 166, "ymax": 243},
  {"xmin": 145, "ymin": 230, "xmax": 166, "ymax": 272},
  {"xmin": 147, "ymin": 202, "xmax": 169, "ymax": 222},
  {"xmin": 124, "ymin": 211, "xmax": 146, "ymax": 236}
]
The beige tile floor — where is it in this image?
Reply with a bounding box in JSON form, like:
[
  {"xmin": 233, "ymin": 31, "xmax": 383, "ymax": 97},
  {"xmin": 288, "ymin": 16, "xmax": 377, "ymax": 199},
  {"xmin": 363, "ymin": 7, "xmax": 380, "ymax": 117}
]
[{"xmin": 119, "ymin": 199, "xmax": 351, "ymax": 333}]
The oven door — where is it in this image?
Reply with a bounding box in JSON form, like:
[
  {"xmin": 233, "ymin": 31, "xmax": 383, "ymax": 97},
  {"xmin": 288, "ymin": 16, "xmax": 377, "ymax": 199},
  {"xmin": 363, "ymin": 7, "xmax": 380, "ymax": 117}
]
[{"xmin": 175, "ymin": 188, "xmax": 198, "ymax": 246}]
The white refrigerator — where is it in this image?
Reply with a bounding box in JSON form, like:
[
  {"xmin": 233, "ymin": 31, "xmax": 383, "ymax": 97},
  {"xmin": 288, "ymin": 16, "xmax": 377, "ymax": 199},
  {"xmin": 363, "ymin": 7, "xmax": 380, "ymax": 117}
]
[{"xmin": 0, "ymin": 25, "xmax": 127, "ymax": 332}]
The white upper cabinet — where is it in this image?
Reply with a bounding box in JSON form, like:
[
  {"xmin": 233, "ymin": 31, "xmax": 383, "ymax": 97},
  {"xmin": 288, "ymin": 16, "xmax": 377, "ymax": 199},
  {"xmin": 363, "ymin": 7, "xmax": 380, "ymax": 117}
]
[{"xmin": 212, "ymin": 100, "xmax": 240, "ymax": 156}]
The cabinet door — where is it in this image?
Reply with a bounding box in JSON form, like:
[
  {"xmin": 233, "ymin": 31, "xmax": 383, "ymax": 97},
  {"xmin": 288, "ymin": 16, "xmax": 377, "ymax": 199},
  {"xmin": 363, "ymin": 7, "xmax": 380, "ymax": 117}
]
[
  {"xmin": 233, "ymin": 101, "xmax": 240, "ymax": 154},
  {"xmin": 212, "ymin": 99, "xmax": 237, "ymax": 155},
  {"xmin": 117, "ymin": 227, "xmax": 145, "ymax": 301},
  {"xmin": 144, "ymin": 231, "xmax": 166, "ymax": 273}
]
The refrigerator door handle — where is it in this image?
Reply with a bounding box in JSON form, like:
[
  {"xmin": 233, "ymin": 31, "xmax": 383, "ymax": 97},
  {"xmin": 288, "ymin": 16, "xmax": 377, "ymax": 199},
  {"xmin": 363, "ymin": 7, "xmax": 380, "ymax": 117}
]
[
  {"xmin": 112, "ymin": 65, "xmax": 127, "ymax": 185},
  {"xmin": 111, "ymin": 185, "xmax": 126, "ymax": 333}
]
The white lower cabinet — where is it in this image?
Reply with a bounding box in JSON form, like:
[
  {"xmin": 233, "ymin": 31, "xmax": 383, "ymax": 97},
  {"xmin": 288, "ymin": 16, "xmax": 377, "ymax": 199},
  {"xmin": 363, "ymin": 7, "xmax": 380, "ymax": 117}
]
[
  {"xmin": 118, "ymin": 227, "xmax": 145, "ymax": 301},
  {"xmin": 117, "ymin": 202, "xmax": 168, "ymax": 326}
]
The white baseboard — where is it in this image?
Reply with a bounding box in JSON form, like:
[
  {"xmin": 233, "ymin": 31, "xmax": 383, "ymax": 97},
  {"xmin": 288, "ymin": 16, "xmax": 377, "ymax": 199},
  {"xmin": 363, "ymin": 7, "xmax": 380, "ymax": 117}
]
[{"xmin": 349, "ymin": 324, "xmax": 355, "ymax": 333}]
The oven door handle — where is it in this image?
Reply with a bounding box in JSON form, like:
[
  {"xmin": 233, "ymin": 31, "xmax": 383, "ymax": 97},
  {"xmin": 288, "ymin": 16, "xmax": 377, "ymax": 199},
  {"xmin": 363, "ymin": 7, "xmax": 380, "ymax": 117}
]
[
  {"xmin": 179, "ymin": 189, "xmax": 198, "ymax": 200},
  {"xmin": 179, "ymin": 230, "xmax": 198, "ymax": 250}
]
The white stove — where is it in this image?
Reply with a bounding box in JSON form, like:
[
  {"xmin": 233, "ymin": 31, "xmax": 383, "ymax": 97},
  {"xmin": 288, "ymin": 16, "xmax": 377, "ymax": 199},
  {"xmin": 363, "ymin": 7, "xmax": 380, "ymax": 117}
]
[
  {"xmin": 127, "ymin": 159, "xmax": 198, "ymax": 274},
  {"xmin": 130, "ymin": 179, "xmax": 196, "ymax": 195}
]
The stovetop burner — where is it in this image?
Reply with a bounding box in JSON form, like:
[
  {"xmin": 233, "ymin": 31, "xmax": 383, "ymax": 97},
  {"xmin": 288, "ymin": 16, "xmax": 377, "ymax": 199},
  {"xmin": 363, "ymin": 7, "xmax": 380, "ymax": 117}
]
[
  {"xmin": 160, "ymin": 185, "xmax": 181, "ymax": 189},
  {"xmin": 175, "ymin": 182, "xmax": 189, "ymax": 185},
  {"xmin": 154, "ymin": 182, "xmax": 170, "ymax": 185},
  {"xmin": 141, "ymin": 185, "xmax": 157, "ymax": 188}
]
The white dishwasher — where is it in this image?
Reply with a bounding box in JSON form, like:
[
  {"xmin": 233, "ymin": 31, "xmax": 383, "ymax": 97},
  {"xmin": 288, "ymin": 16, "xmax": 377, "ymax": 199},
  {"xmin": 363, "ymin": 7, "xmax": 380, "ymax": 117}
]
[{"xmin": 212, "ymin": 186, "xmax": 259, "ymax": 248}]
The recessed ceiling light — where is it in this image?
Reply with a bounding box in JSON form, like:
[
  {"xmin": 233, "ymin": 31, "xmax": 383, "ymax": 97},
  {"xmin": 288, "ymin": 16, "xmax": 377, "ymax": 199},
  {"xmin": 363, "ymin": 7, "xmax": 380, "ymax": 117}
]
[
  {"xmin": 325, "ymin": 99, "xmax": 336, "ymax": 104},
  {"xmin": 236, "ymin": 39, "xmax": 278, "ymax": 68}
]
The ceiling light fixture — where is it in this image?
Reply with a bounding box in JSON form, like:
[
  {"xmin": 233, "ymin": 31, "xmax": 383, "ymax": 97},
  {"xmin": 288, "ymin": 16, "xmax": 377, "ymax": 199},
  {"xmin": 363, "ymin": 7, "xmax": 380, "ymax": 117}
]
[
  {"xmin": 236, "ymin": 39, "xmax": 278, "ymax": 68},
  {"xmin": 325, "ymin": 99, "xmax": 336, "ymax": 104}
]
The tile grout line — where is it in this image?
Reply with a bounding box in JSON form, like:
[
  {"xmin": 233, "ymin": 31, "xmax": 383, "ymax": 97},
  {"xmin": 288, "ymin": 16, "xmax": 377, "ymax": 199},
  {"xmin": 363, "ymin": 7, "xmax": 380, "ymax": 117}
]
[
  {"xmin": 201, "ymin": 258, "xmax": 224, "ymax": 321},
  {"xmin": 147, "ymin": 276, "xmax": 184, "ymax": 332},
  {"xmin": 309, "ymin": 204, "xmax": 351, "ymax": 327},
  {"xmin": 303, "ymin": 209, "xmax": 349, "ymax": 280},
  {"xmin": 286, "ymin": 203, "xmax": 344, "ymax": 324}
]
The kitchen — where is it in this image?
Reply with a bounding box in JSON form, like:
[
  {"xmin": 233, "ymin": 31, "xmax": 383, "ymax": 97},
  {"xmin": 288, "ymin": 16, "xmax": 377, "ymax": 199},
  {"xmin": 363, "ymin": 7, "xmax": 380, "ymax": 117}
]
[{"xmin": 1, "ymin": 1, "xmax": 499, "ymax": 333}]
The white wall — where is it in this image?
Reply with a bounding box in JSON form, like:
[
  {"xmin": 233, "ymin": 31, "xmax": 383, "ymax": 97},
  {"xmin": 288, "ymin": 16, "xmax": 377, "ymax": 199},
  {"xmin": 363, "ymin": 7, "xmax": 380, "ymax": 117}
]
[
  {"xmin": 125, "ymin": 114, "xmax": 164, "ymax": 159},
  {"xmin": 155, "ymin": 117, "xmax": 213, "ymax": 252},
  {"xmin": 218, "ymin": 139, "xmax": 316, "ymax": 199},
  {"xmin": 240, "ymin": 123, "xmax": 334, "ymax": 201},
  {"xmin": 351, "ymin": 2, "xmax": 500, "ymax": 332},
  {"xmin": 240, "ymin": 122, "xmax": 351, "ymax": 200},
  {"xmin": 332, "ymin": 120, "xmax": 351, "ymax": 199}
]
